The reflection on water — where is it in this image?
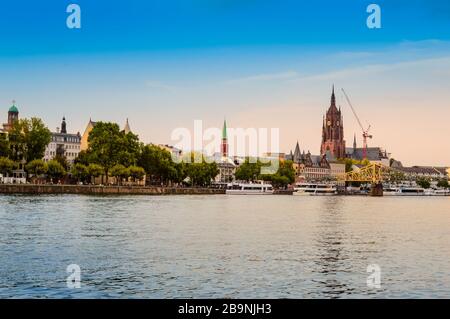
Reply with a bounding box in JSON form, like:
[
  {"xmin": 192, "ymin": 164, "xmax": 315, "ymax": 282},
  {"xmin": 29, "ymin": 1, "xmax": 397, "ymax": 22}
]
[
  {"xmin": 0, "ymin": 194, "xmax": 449, "ymax": 298},
  {"xmin": 313, "ymin": 197, "xmax": 351, "ymax": 298}
]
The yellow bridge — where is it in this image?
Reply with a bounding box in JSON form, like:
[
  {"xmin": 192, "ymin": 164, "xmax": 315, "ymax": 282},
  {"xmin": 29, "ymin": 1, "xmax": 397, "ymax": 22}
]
[
  {"xmin": 336, "ymin": 163, "xmax": 396, "ymax": 196},
  {"xmin": 341, "ymin": 163, "xmax": 391, "ymax": 183}
]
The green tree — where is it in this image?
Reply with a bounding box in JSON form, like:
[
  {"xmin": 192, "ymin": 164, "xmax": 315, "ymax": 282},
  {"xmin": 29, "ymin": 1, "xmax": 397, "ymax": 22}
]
[
  {"xmin": 235, "ymin": 158, "xmax": 263, "ymax": 182},
  {"xmin": 437, "ymin": 179, "xmax": 449, "ymax": 189},
  {"xmin": 74, "ymin": 150, "xmax": 92, "ymax": 166},
  {"xmin": 110, "ymin": 164, "xmax": 129, "ymax": 185},
  {"xmin": 70, "ymin": 163, "xmax": 88, "ymax": 184},
  {"xmin": 183, "ymin": 154, "xmax": 219, "ymax": 187},
  {"xmin": 0, "ymin": 157, "xmax": 16, "ymax": 176},
  {"xmin": 0, "ymin": 134, "xmax": 10, "ymax": 157},
  {"xmin": 260, "ymin": 160, "xmax": 295, "ymax": 188},
  {"xmin": 25, "ymin": 159, "xmax": 48, "ymax": 181},
  {"xmin": 47, "ymin": 160, "xmax": 66, "ymax": 182},
  {"xmin": 8, "ymin": 118, "xmax": 51, "ymax": 162},
  {"xmin": 86, "ymin": 163, "xmax": 104, "ymax": 184},
  {"xmin": 118, "ymin": 132, "xmax": 142, "ymax": 167},
  {"xmin": 138, "ymin": 144, "xmax": 178, "ymax": 185},
  {"xmin": 416, "ymin": 177, "xmax": 431, "ymax": 189},
  {"xmin": 87, "ymin": 122, "xmax": 141, "ymax": 180},
  {"xmin": 173, "ymin": 162, "xmax": 187, "ymax": 184},
  {"xmin": 53, "ymin": 154, "xmax": 69, "ymax": 170},
  {"xmin": 129, "ymin": 165, "xmax": 146, "ymax": 182}
]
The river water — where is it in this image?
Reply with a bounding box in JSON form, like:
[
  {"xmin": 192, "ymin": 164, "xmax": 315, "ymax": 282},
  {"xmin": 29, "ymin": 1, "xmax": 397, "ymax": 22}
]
[{"xmin": 0, "ymin": 194, "xmax": 449, "ymax": 298}]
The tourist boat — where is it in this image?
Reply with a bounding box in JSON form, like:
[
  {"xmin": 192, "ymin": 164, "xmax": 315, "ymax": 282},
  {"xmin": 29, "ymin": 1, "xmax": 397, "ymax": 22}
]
[
  {"xmin": 383, "ymin": 186, "xmax": 400, "ymax": 196},
  {"xmin": 383, "ymin": 186, "xmax": 426, "ymax": 196},
  {"xmin": 226, "ymin": 182, "xmax": 274, "ymax": 195},
  {"xmin": 431, "ymin": 189, "xmax": 450, "ymax": 196},
  {"xmin": 293, "ymin": 183, "xmax": 338, "ymax": 196}
]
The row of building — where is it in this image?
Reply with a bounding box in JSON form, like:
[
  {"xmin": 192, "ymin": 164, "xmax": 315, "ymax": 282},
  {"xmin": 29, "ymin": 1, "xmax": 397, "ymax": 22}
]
[
  {"xmin": 1, "ymin": 88, "xmax": 449, "ymax": 184},
  {"xmin": 213, "ymin": 87, "xmax": 449, "ymax": 184},
  {"xmin": 0, "ymin": 102, "xmax": 132, "ymax": 166}
]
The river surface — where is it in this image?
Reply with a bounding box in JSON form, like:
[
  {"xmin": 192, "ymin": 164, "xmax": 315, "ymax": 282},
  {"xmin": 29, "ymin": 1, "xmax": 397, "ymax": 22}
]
[{"xmin": 0, "ymin": 194, "xmax": 449, "ymax": 298}]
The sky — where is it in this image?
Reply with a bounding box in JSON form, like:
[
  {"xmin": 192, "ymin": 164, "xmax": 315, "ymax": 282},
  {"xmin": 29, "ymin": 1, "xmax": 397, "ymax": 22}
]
[{"xmin": 1, "ymin": 0, "xmax": 450, "ymax": 166}]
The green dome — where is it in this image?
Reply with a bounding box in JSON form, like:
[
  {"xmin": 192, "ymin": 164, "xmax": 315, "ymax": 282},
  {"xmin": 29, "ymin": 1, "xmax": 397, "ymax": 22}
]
[{"xmin": 9, "ymin": 105, "xmax": 18, "ymax": 113}]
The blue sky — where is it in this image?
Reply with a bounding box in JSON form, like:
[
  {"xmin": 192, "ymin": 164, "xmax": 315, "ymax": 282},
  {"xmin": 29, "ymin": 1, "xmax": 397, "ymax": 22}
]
[
  {"xmin": 1, "ymin": 0, "xmax": 450, "ymax": 55},
  {"xmin": 1, "ymin": 0, "xmax": 450, "ymax": 165}
]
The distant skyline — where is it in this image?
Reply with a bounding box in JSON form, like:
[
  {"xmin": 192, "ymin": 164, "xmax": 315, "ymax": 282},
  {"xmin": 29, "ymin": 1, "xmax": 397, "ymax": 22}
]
[{"xmin": 1, "ymin": 0, "xmax": 450, "ymax": 166}]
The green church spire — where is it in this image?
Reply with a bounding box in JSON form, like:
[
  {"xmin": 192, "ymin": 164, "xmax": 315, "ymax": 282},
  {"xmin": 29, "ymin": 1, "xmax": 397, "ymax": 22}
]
[{"xmin": 222, "ymin": 119, "xmax": 227, "ymax": 139}]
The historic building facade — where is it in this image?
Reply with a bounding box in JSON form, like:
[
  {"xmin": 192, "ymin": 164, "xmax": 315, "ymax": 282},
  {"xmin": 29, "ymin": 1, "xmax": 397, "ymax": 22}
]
[
  {"xmin": 287, "ymin": 142, "xmax": 331, "ymax": 182},
  {"xmin": 43, "ymin": 117, "xmax": 81, "ymax": 165},
  {"xmin": 321, "ymin": 86, "xmax": 346, "ymax": 159},
  {"xmin": 346, "ymin": 134, "xmax": 390, "ymax": 165}
]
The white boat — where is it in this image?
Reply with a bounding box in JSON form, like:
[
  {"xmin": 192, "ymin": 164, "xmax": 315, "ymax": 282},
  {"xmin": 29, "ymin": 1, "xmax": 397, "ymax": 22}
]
[
  {"xmin": 383, "ymin": 186, "xmax": 426, "ymax": 196},
  {"xmin": 293, "ymin": 183, "xmax": 338, "ymax": 196},
  {"xmin": 431, "ymin": 189, "xmax": 450, "ymax": 196},
  {"xmin": 383, "ymin": 186, "xmax": 400, "ymax": 196},
  {"xmin": 226, "ymin": 182, "xmax": 274, "ymax": 195}
]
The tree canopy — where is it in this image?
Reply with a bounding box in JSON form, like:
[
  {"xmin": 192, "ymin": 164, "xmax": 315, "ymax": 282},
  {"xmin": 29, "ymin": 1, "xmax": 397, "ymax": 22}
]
[
  {"xmin": 0, "ymin": 134, "xmax": 10, "ymax": 158},
  {"xmin": 0, "ymin": 157, "xmax": 16, "ymax": 176},
  {"xmin": 8, "ymin": 118, "xmax": 51, "ymax": 162},
  {"xmin": 47, "ymin": 160, "xmax": 66, "ymax": 182},
  {"xmin": 437, "ymin": 179, "xmax": 449, "ymax": 189},
  {"xmin": 234, "ymin": 158, "xmax": 264, "ymax": 182},
  {"xmin": 138, "ymin": 144, "xmax": 178, "ymax": 184},
  {"xmin": 25, "ymin": 159, "xmax": 48, "ymax": 177},
  {"xmin": 80, "ymin": 122, "xmax": 142, "ymax": 181}
]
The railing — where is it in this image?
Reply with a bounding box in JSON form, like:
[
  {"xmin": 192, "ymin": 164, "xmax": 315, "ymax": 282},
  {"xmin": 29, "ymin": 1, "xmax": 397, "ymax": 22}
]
[{"xmin": 338, "ymin": 163, "xmax": 392, "ymax": 183}]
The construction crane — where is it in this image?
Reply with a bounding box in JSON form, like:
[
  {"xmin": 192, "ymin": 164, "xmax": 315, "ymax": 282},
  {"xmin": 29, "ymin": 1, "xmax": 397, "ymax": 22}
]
[{"xmin": 341, "ymin": 88, "xmax": 373, "ymax": 160}]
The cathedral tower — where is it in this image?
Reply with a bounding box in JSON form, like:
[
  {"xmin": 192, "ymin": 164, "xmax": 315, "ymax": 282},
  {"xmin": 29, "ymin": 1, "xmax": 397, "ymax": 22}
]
[{"xmin": 320, "ymin": 86, "xmax": 346, "ymax": 159}]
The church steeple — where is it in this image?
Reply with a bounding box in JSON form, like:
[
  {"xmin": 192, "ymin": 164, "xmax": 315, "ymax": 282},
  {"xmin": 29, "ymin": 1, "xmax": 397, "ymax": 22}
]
[
  {"xmin": 222, "ymin": 119, "xmax": 227, "ymax": 140},
  {"xmin": 353, "ymin": 134, "xmax": 357, "ymax": 150},
  {"xmin": 61, "ymin": 116, "xmax": 67, "ymax": 134},
  {"xmin": 4, "ymin": 100, "xmax": 19, "ymax": 132},
  {"xmin": 221, "ymin": 118, "xmax": 228, "ymax": 158},
  {"xmin": 124, "ymin": 118, "xmax": 131, "ymax": 134}
]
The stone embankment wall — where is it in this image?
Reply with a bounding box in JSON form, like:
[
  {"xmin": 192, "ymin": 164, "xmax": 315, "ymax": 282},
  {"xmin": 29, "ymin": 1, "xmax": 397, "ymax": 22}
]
[{"xmin": 0, "ymin": 184, "xmax": 226, "ymax": 195}]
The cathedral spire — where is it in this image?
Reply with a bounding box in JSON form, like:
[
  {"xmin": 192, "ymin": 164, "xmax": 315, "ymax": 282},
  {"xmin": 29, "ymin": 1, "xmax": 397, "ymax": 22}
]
[
  {"xmin": 331, "ymin": 84, "xmax": 336, "ymax": 107},
  {"xmin": 293, "ymin": 141, "xmax": 301, "ymax": 162},
  {"xmin": 353, "ymin": 133, "xmax": 357, "ymax": 150}
]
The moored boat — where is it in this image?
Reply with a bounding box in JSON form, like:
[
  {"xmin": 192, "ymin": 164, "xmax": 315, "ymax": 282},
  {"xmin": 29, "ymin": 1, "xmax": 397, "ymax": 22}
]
[
  {"xmin": 293, "ymin": 183, "xmax": 338, "ymax": 196},
  {"xmin": 226, "ymin": 182, "xmax": 274, "ymax": 195}
]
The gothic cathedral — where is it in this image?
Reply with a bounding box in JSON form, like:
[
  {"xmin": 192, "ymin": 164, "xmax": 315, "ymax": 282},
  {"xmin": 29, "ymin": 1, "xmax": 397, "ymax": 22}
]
[{"xmin": 320, "ymin": 86, "xmax": 346, "ymax": 159}]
